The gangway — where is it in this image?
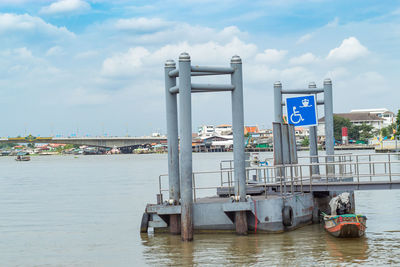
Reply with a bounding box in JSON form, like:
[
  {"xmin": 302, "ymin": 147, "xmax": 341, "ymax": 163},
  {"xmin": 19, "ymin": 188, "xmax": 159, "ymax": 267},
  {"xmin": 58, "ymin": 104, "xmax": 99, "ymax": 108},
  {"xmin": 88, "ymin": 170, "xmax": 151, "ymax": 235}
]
[{"xmin": 157, "ymin": 152, "xmax": 400, "ymax": 201}]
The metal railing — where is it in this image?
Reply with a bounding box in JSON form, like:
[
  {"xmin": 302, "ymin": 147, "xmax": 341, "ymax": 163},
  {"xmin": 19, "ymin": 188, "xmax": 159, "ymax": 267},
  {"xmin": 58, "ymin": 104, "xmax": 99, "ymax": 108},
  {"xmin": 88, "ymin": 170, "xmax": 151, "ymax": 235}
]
[{"xmin": 157, "ymin": 152, "xmax": 400, "ymax": 202}]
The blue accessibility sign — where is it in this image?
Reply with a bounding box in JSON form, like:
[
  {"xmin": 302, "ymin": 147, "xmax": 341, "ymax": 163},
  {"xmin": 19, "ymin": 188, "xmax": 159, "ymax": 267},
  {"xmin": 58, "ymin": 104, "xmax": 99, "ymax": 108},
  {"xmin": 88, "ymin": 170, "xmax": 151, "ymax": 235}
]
[{"xmin": 285, "ymin": 95, "xmax": 318, "ymax": 126}]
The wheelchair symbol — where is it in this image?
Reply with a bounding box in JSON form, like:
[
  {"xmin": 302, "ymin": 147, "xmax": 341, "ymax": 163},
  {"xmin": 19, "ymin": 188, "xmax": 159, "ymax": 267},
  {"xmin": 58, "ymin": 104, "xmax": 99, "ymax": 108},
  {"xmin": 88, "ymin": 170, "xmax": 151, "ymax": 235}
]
[{"xmin": 290, "ymin": 106, "xmax": 304, "ymax": 124}]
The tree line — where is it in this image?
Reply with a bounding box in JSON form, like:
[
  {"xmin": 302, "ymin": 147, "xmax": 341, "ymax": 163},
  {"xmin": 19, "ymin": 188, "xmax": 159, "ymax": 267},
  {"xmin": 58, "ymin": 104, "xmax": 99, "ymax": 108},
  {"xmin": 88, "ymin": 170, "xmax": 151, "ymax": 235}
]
[{"xmin": 333, "ymin": 110, "xmax": 400, "ymax": 142}]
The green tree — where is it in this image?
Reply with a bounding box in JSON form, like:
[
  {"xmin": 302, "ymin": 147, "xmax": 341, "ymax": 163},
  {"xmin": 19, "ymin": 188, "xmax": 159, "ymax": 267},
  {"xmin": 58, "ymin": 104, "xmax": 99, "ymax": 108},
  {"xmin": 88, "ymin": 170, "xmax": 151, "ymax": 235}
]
[
  {"xmin": 358, "ymin": 123, "xmax": 374, "ymax": 141},
  {"xmin": 27, "ymin": 143, "xmax": 35, "ymax": 148},
  {"xmin": 60, "ymin": 144, "xmax": 76, "ymax": 150},
  {"xmin": 349, "ymin": 125, "xmax": 360, "ymax": 140},
  {"xmin": 396, "ymin": 110, "xmax": 400, "ymax": 125},
  {"xmin": 334, "ymin": 115, "xmax": 375, "ymax": 142},
  {"xmin": 0, "ymin": 143, "xmax": 18, "ymax": 149},
  {"xmin": 301, "ymin": 137, "xmax": 309, "ymax": 147},
  {"xmin": 333, "ymin": 115, "xmax": 352, "ymax": 141},
  {"xmin": 380, "ymin": 127, "xmax": 390, "ymax": 138},
  {"xmin": 395, "ymin": 110, "xmax": 400, "ymax": 137},
  {"xmin": 380, "ymin": 123, "xmax": 396, "ymax": 138}
]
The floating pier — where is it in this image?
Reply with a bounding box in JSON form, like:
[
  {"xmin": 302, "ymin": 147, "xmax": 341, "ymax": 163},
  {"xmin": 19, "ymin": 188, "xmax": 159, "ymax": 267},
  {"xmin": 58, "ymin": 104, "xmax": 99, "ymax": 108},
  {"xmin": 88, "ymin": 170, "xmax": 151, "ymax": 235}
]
[{"xmin": 141, "ymin": 53, "xmax": 400, "ymax": 241}]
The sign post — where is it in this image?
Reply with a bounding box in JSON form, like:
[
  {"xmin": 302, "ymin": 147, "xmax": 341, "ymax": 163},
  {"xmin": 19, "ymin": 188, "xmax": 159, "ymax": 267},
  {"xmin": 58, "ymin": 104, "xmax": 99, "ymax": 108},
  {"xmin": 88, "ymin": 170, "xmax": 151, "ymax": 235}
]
[{"xmin": 274, "ymin": 80, "xmax": 333, "ymax": 179}]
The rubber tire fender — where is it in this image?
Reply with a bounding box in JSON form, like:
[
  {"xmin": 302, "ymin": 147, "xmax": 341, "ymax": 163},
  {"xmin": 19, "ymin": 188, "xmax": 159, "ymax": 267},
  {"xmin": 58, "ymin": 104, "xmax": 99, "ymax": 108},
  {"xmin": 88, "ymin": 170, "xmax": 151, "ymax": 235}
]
[
  {"xmin": 140, "ymin": 212, "xmax": 149, "ymax": 233},
  {"xmin": 282, "ymin": 206, "xmax": 294, "ymax": 227}
]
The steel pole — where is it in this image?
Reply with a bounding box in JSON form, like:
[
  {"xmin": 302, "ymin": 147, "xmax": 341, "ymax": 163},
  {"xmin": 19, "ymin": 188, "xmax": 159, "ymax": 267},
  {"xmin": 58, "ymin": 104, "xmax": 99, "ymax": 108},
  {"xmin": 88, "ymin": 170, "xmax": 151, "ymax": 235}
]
[
  {"xmin": 164, "ymin": 59, "xmax": 181, "ymax": 234},
  {"xmin": 178, "ymin": 52, "xmax": 193, "ymax": 241},
  {"xmin": 231, "ymin": 55, "xmax": 247, "ymax": 235},
  {"xmin": 274, "ymin": 81, "xmax": 283, "ymax": 123},
  {"xmin": 308, "ymin": 82, "xmax": 320, "ymax": 177},
  {"xmin": 273, "ymin": 82, "xmax": 283, "ymax": 191},
  {"xmin": 323, "ymin": 78, "xmax": 334, "ymax": 174}
]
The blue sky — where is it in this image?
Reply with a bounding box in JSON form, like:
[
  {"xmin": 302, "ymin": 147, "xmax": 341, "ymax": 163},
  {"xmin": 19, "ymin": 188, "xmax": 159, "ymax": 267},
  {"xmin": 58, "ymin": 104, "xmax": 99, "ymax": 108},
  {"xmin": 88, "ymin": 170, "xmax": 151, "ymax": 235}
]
[{"xmin": 0, "ymin": 0, "xmax": 399, "ymax": 136}]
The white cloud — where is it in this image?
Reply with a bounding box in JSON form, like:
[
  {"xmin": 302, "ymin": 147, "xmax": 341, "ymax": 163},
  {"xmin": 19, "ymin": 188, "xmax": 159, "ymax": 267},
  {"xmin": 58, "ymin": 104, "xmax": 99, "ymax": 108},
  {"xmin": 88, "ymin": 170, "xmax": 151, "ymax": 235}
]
[
  {"xmin": 326, "ymin": 37, "xmax": 369, "ymax": 62},
  {"xmin": 254, "ymin": 49, "xmax": 287, "ymax": 64},
  {"xmin": 138, "ymin": 24, "xmax": 243, "ymax": 45},
  {"xmin": 324, "ymin": 67, "xmax": 349, "ymax": 80},
  {"xmin": 13, "ymin": 47, "xmax": 33, "ymax": 58},
  {"xmin": 289, "ymin": 52, "xmax": 318, "ymax": 65},
  {"xmin": 333, "ymin": 71, "xmax": 389, "ymax": 109},
  {"xmin": 280, "ymin": 66, "xmax": 314, "ymax": 83},
  {"xmin": 75, "ymin": 50, "xmax": 98, "ymax": 59},
  {"xmin": 0, "ymin": 47, "xmax": 61, "ymax": 82},
  {"xmin": 101, "ymin": 37, "xmax": 258, "ymax": 78},
  {"xmin": 115, "ymin": 17, "xmax": 172, "ymax": 32},
  {"xmin": 296, "ymin": 33, "xmax": 312, "ymax": 44},
  {"xmin": 46, "ymin": 46, "xmax": 64, "ymax": 56},
  {"xmin": 101, "ymin": 47, "xmax": 150, "ymax": 77},
  {"xmin": 0, "ymin": 13, "xmax": 74, "ymax": 37},
  {"xmin": 326, "ymin": 17, "xmax": 339, "ymax": 27},
  {"xmin": 353, "ymin": 71, "xmax": 386, "ymax": 90},
  {"xmin": 99, "ymin": 17, "xmax": 247, "ymax": 46},
  {"xmin": 40, "ymin": 0, "xmax": 90, "ymax": 15},
  {"xmin": 245, "ymin": 64, "xmax": 280, "ymax": 83},
  {"xmin": 149, "ymin": 37, "xmax": 257, "ymax": 64}
]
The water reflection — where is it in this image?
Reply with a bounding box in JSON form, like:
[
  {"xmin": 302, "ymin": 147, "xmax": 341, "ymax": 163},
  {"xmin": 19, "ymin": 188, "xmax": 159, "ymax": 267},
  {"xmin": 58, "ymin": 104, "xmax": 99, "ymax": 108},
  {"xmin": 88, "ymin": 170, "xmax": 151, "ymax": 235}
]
[
  {"xmin": 324, "ymin": 235, "xmax": 369, "ymax": 262},
  {"xmin": 141, "ymin": 223, "xmax": 400, "ymax": 266},
  {"xmin": 141, "ymin": 225, "xmax": 374, "ymax": 266},
  {"xmin": 141, "ymin": 234, "xmax": 194, "ymax": 266}
]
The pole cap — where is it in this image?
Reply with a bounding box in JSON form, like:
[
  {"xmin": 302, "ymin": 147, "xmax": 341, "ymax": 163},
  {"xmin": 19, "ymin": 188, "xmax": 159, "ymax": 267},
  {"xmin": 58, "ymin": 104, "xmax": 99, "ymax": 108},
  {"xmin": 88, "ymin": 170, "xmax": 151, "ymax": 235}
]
[
  {"xmin": 231, "ymin": 55, "xmax": 242, "ymax": 64},
  {"xmin": 308, "ymin": 81, "xmax": 317, "ymax": 88},
  {"xmin": 274, "ymin": 81, "xmax": 282, "ymax": 87},
  {"xmin": 165, "ymin": 59, "xmax": 176, "ymax": 68},
  {"xmin": 324, "ymin": 78, "xmax": 332, "ymax": 85},
  {"xmin": 179, "ymin": 52, "xmax": 190, "ymax": 62}
]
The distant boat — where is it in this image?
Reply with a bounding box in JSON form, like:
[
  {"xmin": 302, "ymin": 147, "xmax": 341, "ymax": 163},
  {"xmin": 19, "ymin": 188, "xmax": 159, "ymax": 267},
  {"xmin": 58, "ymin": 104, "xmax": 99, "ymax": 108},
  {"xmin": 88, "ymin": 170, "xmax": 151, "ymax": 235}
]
[
  {"xmin": 1, "ymin": 150, "xmax": 11, "ymax": 156},
  {"xmin": 15, "ymin": 152, "xmax": 30, "ymax": 161},
  {"xmin": 323, "ymin": 214, "xmax": 367, "ymax": 238}
]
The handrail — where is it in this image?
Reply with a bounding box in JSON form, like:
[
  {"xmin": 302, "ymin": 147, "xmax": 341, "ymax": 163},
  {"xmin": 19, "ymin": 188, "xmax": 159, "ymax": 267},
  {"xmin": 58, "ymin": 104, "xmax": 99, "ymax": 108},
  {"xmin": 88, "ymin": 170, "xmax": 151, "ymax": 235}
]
[{"xmin": 157, "ymin": 152, "xmax": 400, "ymax": 202}]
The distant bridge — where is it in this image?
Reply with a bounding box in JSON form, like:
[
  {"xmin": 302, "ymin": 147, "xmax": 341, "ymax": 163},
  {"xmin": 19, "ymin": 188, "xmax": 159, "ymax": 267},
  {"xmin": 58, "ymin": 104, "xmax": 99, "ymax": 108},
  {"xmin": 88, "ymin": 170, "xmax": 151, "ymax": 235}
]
[{"xmin": 0, "ymin": 135, "xmax": 167, "ymax": 148}]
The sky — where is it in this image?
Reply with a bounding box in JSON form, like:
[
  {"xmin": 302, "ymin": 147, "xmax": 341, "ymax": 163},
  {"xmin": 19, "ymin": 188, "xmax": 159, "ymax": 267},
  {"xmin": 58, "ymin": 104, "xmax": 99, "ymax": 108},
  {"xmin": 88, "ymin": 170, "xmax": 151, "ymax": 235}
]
[{"xmin": 0, "ymin": 0, "xmax": 399, "ymax": 137}]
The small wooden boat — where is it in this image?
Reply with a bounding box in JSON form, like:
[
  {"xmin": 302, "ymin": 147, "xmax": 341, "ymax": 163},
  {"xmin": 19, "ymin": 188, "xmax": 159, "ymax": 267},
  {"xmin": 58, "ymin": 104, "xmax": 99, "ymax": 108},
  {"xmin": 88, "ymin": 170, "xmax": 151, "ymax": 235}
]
[
  {"xmin": 323, "ymin": 214, "xmax": 367, "ymax": 238},
  {"xmin": 15, "ymin": 152, "xmax": 31, "ymax": 161},
  {"xmin": 15, "ymin": 156, "xmax": 30, "ymax": 161}
]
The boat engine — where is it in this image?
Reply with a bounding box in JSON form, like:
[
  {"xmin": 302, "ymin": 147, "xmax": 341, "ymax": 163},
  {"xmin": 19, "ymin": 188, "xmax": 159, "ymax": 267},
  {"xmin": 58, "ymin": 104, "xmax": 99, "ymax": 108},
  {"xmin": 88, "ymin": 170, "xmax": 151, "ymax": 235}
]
[{"xmin": 329, "ymin": 192, "xmax": 351, "ymax": 215}]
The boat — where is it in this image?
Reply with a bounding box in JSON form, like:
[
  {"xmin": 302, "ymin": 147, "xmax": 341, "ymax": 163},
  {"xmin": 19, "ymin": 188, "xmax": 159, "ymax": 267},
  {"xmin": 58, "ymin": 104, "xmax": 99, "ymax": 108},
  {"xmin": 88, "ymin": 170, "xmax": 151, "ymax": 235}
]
[
  {"xmin": 323, "ymin": 213, "xmax": 367, "ymax": 238},
  {"xmin": 15, "ymin": 152, "xmax": 31, "ymax": 161},
  {"xmin": 322, "ymin": 192, "xmax": 367, "ymax": 238},
  {"xmin": 1, "ymin": 150, "xmax": 11, "ymax": 156}
]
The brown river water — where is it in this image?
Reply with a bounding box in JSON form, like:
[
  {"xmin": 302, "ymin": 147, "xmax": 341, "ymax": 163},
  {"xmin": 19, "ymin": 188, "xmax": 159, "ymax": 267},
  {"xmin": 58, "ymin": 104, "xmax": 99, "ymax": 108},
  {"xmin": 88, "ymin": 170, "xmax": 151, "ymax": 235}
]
[{"xmin": 1, "ymin": 151, "xmax": 399, "ymax": 266}]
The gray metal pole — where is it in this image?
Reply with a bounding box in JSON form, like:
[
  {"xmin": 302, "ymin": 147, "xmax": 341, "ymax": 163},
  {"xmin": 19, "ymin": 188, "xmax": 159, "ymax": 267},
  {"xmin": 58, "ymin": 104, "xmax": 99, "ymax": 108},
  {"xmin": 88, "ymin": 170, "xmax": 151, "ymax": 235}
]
[
  {"xmin": 178, "ymin": 52, "xmax": 193, "ymax": 241},
  {"xmin": 281, "ymin": 124, "xmax": 290, "ymax": 194},
  {"xmin": 231, "ymin": 55, "xmax": 247, "ymax": 235},
  {"xmin": 231, "ymin": 55, "xmax": 246, "ymax": 201},
  {"xmin": 288, "ymin": 124, "xmax": 298, "ymax": 164},
  {"xmin": 281, "ymin": 124, "xmax": 291, "ymax": 165},
  {"xmin": 274, "ymin": 81, "xmax": 283, "ymax": 123},
  {"xmin": 164, "ymin": 59, "xmax": 181, "ymax": 234},
  {"xmin": 308, "ymin": 82, "xmax": 320, "ymax": 177},
  {"xmin": 273, "ymin": 82, "xmax": 283, "ymax": 192},
  {"xmin": 272, "ymin": 122, "xmax": 284, "ymax": 193},
  {"xmin": 323, "ymin": 78, "xmax": 334, "ymax": 174},
  {"xmin": 165, "ymin": 60, "xmax": 180, "ymax": 202}
]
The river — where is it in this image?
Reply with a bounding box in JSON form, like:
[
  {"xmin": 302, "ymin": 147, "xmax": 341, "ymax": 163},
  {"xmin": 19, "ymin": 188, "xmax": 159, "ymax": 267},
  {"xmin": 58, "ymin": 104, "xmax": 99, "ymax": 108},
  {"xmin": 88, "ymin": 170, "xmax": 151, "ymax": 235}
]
[{"xmin": 1, "ymin": 151, "xmax": 400, "ymax": 266}]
